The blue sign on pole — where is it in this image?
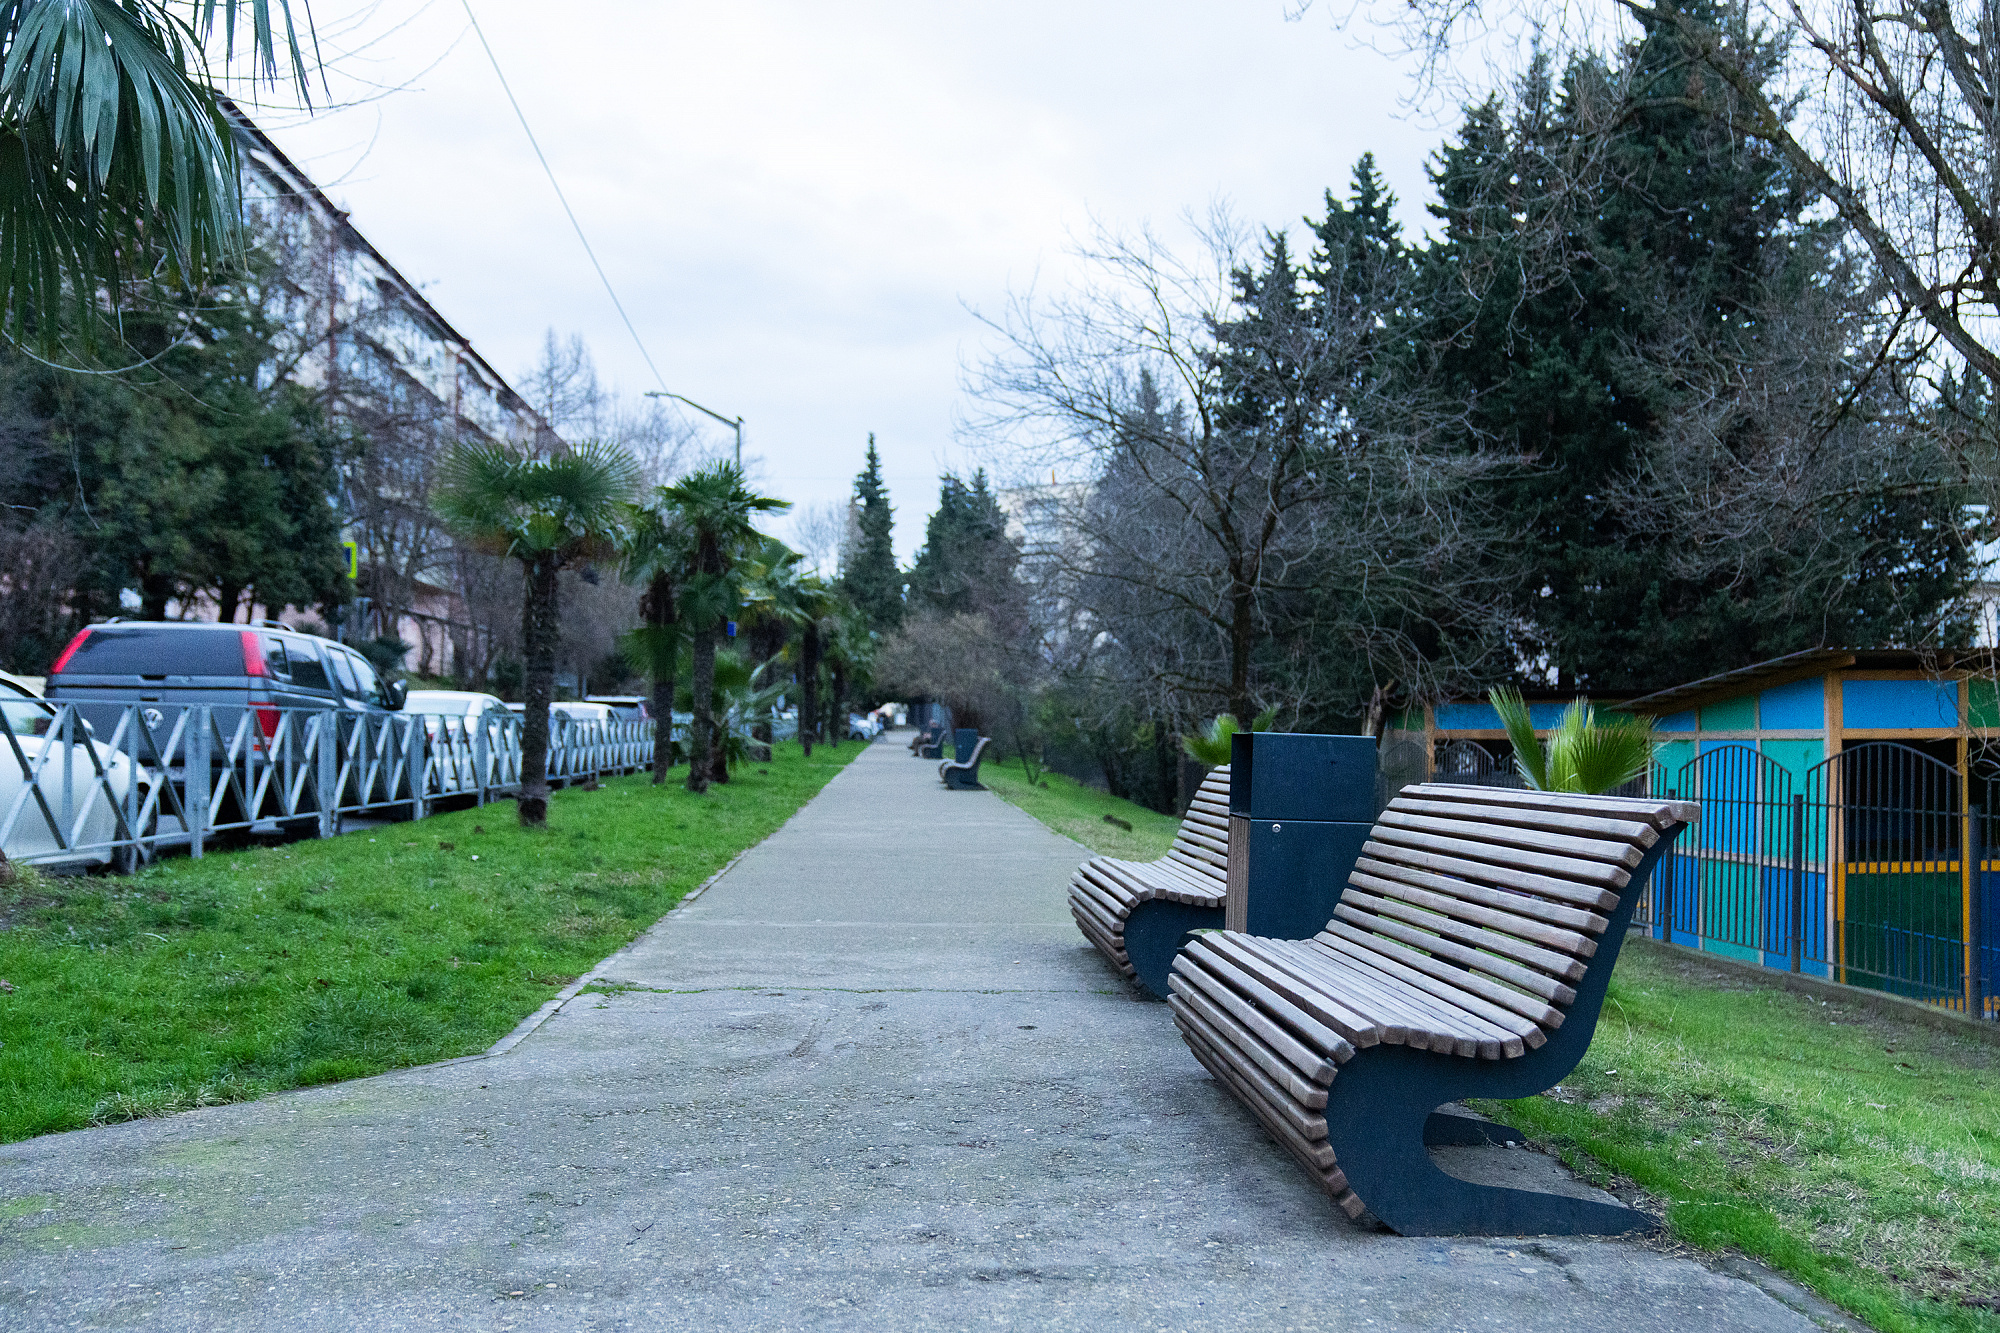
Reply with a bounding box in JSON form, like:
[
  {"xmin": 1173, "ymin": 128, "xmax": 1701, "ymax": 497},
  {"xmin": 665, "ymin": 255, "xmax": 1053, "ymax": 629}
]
[{"xmin": 726, "ymin": 620, "xmax": 737, "ymax": 638}]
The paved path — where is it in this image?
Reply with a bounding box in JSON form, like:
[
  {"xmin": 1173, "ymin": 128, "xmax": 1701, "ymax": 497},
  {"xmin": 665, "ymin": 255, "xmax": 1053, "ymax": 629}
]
[{"xmin": 0, "ymin": 740, "xmax": 1826, "ymax": 1331}]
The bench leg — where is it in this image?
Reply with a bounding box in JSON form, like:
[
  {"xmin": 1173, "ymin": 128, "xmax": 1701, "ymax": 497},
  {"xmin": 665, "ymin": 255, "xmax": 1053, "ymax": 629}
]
[
  {"xmin": 1325, "ymin": 1048, "xmax": 1656, "ymax": 1237},
  {"xmin": 1123, "ymin": 900, "xmax": 1225, "ymax": 999}
]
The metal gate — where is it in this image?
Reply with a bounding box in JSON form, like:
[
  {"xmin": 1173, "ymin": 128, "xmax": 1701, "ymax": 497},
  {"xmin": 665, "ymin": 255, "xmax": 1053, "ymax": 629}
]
[
  {"xmin": 1805, "ymin": 742, "xmax": 1967, "ymax": 1005},
  {"xmin": 1652, "ymin": 745, "xmax": 1807, "ymax": 968}
]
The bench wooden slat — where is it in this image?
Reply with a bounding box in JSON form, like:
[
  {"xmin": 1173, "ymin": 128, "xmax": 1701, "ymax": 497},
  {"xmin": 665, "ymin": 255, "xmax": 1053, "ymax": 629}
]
[
  {"xmin": 1358, "ymin": 839, "xmax": 1622, "ymax": 911},
  {"xmin": 1334, "ymin": 896, "xmax": 1584, "ymax": 1001},
  {"xmin": 1170, "ymin": 996, "xmax": 1331, "ymax": 1138},
  {"xmin": 1317, "ymin": 918, "xmax": 1566, "ymax": 1030},
  {"xmin": 1406, "ymin": 782, "xmax": 1698, "ymax": 830},
  {"xmin": 1200, "ymin": 934, "xmax": 1380, "ymax": 1051},
  {"xmin": 1279, "ymin": 935, "xmax": 1534, "ymax": 1058},
  {"xmin": 1268, "ymin": 937, "xmax": 1520, "ymax": 1058},
  {"xmin": 1346, "ymin": 868, "xmax": 1600, "ymax": 958},
  {"xmin": 1341, "ymin": 879, "xmax": 1594, "ymax": 979},
  {"xmin": 1169, "ymin": 976, "xmax": 1332, "ymax": 1107},
  {"xmin": 1378, "ymin": 808, "xmax": 1644, "ymax": 868},
  {"xmin": 1351, "ymin": 855, "xmax": 1610, "ymax": 935},
  {"xmin": 1253, "ymin": 934, "xmax": 1476, "ymax": 1054},
  {"xmin": 1390, "ymin": 795, "xmax": 1661, "ymax": 847},
  {"xmin": 1173, "ymin": 1008, "xmax": 1348, "ymax": 1186},
  {"xmin": 1368, "ymin": 825, "xmax": 1633, "ymax": 890},
  {"xmin": 1172, "ymin": 946, "xmax": 1350, "ymax": 1070}
]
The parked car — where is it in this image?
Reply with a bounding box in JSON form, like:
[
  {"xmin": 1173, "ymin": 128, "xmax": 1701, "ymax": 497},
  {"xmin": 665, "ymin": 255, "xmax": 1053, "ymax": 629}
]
[
  {"xmin": 501, "ymin": 701, "xmax": 615, "ymax": 723},
  {"xmin": 848, "ymin": 712, "xmax": 883, "ymax": 741},
  {"xmin": 1, "ymin": 675, "xmax": 149, "ymax": 870},
  {"xmin": 43, "ymin": 621, "xmax": 406, "ymax": 829},
  {"xmin": 403, "ymin": 689, "xmax": 512, "ymax": 738},
  {"xmin": 584, "ymin": 695, "xmax": 651, "ymax": 722}
]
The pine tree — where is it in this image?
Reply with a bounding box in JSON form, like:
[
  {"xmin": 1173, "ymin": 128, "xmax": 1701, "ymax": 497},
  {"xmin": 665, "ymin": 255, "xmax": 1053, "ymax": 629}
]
[
  {"xmin": 1414, "ymin": 27, "xmax": 1974, "ymax": 692},
  {"xmin": 907, "ymin": 469, "xmax": 1022, "ymax": 630},
  {"xmin": 841, "ymin": 434, "xmax": 903, "ymax": 633}
]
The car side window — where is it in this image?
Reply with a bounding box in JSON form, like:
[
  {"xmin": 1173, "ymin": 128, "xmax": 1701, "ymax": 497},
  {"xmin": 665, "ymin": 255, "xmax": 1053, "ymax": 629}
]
[
  {"xmin": 346, "ymin": 655, "xmax": 386, "ymax": 707},
  {"xmin": 324, "ymin": 650, "xmax": 357, "ymax": 696},
  {"xmin": 260, "ymin": 635, "xmax": 293, "ymax": 682},
  {"xmin": 286, "ymin": 638, "xmax": 333, "ymax": 693}
]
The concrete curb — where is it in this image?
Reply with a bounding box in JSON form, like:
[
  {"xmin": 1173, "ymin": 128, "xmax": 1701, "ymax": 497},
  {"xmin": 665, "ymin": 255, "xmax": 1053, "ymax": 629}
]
[
  {"xmin": 1628, "ymin": 934, "xmax": 2000, "ymax": 1048},
  {"xmin": 483, "ymin": 845, "xmax": 755, "ymax": 1058}
]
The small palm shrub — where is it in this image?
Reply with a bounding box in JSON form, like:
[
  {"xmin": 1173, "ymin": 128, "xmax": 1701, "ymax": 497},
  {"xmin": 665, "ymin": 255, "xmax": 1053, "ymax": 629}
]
[
  {"xmin": 1488, "ymin": 687, "xmax": 1654, "ymax": 795},
  {"xmin": 1181, "ymin": 708, "xmax": 1279, "ymax": 767}
]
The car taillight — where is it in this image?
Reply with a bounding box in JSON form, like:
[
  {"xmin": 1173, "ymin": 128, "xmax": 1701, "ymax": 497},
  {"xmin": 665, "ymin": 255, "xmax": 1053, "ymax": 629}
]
[
  {"xmin": 240, "ymin": 630, "xmax": 267, "ymax": 677},
  {"xmin": 254, "ymin": 705, "xmax": 280, "ymax": 739},
  {"xmin": 48, "ymin": 628, "xmax": 91, "ymax": 675}
]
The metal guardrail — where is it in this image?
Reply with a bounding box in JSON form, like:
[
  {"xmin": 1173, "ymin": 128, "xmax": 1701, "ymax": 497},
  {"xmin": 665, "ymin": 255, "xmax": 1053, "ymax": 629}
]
[{"xmin": 0, "ymin": 704, "xmax": 654, "ymax": 870}]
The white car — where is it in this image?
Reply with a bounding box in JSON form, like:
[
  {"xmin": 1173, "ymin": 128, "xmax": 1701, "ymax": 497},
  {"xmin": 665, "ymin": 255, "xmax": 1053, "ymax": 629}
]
[
  {"xmin": 403, "ymin": 689, "xmax": 512, "ymax": 737},
  {"xmin": 0, "ymin": 678, "xmax": 148, "ymax": 869}
]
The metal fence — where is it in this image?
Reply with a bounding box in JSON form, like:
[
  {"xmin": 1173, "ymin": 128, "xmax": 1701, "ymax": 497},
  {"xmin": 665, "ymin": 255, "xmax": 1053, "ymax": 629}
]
[
  {"xmin": 1, "ymin": 703, "xmax": 656, "ymax": 871},
  {"xmin": 1638, "ymin": 741, "xmax": 1998, "ymax": 1020}
]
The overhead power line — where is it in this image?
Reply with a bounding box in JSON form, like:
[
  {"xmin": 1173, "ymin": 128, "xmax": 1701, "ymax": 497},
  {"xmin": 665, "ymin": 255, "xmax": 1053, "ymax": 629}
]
[{"xmin": 458, "ymin": 1, "xmax": 669, "ymax": 394}]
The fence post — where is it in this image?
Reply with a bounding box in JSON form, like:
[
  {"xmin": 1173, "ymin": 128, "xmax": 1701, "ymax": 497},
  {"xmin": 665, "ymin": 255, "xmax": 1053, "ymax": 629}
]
[
  {"xmin": 473, "ymin": 716, "xmax": 489, "ymax": 807},
  {"xmin": 316, "ymin": 711, "xmax": 338, "ymax": 839},
  {"xmin": 1663, "ymin": 787, "xmax": 1678, "ymax": 942},
  {"xmin": 1971, "ymin": 804, "xmax": 1986, "ymax": 1020},
  {"xmin": 406, "ymin": 715, "xmax": 427, "ymax": 823},
  {"xmin": 1791, "ymin": 792, "xmax": 1806, "ymax": 974},
  {"xmin": 120, "ymin": 704, "xmax": 140, "ymax": 869},
  {"xmin": 187, "ymin": 706, "xmax": 210, "ymax": 859}
]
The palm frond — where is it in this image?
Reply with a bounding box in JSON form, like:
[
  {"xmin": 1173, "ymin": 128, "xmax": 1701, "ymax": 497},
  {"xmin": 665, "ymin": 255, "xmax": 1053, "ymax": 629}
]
[
  {"xmin": 1489, "ymin": 686, "xmax": 1550, "ymax": 789},
  {"xmin": 1181, "ymin": 713, "xmax": 1240, "ymax": 767},
  {"xmin": 0, "ymin": 1, "xmax": 317, "ymax": 341}
]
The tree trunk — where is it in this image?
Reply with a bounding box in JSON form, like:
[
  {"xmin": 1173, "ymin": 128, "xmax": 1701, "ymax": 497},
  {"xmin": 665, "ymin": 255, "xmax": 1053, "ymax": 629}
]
[
  {"xmin": 831, "ymin": 663, "xmax": 848, "ymax": 749},
  {"xmin": 800, "ymin": 624, "xmax": 820, "ymax": 758},
  {"xmin": 216, "ymin": 583, "xmax": 244, "ymax": 624},
  {"xmin": 140, "ymin": 569, "xmax": 174, "ymax": 621},
  {"xmin": 644, "ymin": 573, "xmax": 677, "ymax": 783},
  {"xmin": 686, "ymin": 620, "xmax": 716, "ymax": 793},
  {"xmin": 1228, "ymin": 582, "xmax": 1254, "ymax": 724},
  {"xmin": 519, "ymin": 555, "xmax": 560, "ymax": 827}
]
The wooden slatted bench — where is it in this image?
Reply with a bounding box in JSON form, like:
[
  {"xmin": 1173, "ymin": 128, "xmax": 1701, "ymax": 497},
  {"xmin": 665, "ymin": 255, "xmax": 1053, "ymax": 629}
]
[
  {"xmin": 940, "ymin": 736, "xmax": 990, "ymax": 790},
  {"xmin": 1069, "ymin": 767, "xmax": 1232, "ymax": 997},
  {"xmin": 1168, "ymin": 782, "xmax": 1695, "ymax": 1236}
]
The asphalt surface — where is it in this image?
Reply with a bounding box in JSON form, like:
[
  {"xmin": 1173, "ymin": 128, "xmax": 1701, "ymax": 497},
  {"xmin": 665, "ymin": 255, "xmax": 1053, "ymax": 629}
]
[{"xmin": 0, "ymin": 738, "xmax": 1831, "ymax": 1331}]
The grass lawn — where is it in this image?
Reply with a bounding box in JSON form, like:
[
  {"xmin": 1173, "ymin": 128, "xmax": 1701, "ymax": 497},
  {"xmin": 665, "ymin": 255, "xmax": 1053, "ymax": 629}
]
[
  {"xmin": 980, "ymin": 757, "xmax": 1181, "ymax": 859},
  {"xmin": 1475, "ymin": 941, "xmax": 2000, "ymax": 1333},
  {"xmin": 0, "ymin": 740, "xmax": 857, "ymax": 1142}
]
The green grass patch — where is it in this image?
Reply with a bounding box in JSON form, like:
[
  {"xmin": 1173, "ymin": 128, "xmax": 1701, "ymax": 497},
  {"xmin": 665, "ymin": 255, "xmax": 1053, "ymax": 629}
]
[
  {"xmin": 1473, "ymin": 942, "xmax": 2000, "ymax": 1333},
  {"xmin": 980, "ymin": 759, "xmax": 1180, "ymax": 859},
  {"xmin": 0, "ymin": 741, "xmax": 857, "ymax": 1142}
]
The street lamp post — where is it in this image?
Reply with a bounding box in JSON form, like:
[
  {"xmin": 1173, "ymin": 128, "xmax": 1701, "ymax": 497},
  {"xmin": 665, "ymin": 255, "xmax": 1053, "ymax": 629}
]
[{"xmin": 644, "ymin": 390, "xmax": 743, "ymax": 467}]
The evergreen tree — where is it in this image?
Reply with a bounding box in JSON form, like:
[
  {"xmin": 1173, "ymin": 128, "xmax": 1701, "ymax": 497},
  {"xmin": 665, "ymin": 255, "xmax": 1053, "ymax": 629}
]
[
  {"xmin": 1414, "ymin": 26, "xmax": 1974, "ymax": 692},
  {"xmin": 906, "ymin": 469, "xmax": 1023, "ymax": 630},
  {"xmin": 841, "ymin": 434, "xmax": 903, "ymax": 634}
]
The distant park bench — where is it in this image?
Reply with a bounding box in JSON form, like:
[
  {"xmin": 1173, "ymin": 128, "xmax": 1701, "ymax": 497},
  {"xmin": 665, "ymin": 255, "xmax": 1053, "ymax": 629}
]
[
  {"xmin": 1168, "ymin": 783, "xmax": 1694, "ymax": 1236},
  {"xmin": 907, "ymin": 721, "xmax": 945, "ymax": 759},
  {"xmin": 940, "ymin": 730, "xmax": 990, "ymax": 789}
]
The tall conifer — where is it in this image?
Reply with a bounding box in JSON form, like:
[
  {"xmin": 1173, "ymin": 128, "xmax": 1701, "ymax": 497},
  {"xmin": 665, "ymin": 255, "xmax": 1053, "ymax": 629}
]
[{"xmin": 842, "ymin": 434, "xmax": 903, "ymax": 633}]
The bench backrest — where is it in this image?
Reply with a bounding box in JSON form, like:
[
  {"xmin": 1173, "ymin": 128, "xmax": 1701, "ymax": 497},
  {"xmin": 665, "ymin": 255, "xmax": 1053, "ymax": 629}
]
[
  {"xmin": 1328, "ymin": 783, "xmax": 1697, "ymax": 1037},
  {"xmin": 1164, "ymin": 766, "xmax": 1232, "ymax": 881}
]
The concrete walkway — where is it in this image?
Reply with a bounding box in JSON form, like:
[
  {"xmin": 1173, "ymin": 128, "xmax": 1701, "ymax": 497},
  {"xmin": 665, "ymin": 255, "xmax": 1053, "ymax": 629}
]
[{"xmin": 0, "ymin": 739, "xmax": 1828, "ymax": 1331}]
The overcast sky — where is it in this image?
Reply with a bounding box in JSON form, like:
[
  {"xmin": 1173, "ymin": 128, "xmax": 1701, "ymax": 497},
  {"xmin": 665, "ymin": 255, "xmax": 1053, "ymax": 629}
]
[{"xmin": 241, "ymin": 1, "xmax": 1452, "ymax": 562}]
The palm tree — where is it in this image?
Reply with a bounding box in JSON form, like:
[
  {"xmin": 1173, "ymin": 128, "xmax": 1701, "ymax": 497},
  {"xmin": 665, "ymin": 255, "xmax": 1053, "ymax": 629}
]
[
  {"xmin": 655, "ymin": 463, "xmax": 789, "ymax": 793},
  {"xmin": 1489, "ymin": 687, "xmax": 1655, "ymax": 794},
  {"xmin": 437, "ymin": 440, "xmax": 639, "ymax": 827},
  {"xmin": 2, "ymin": 2, "xmax": 315, "ymax": 343},
  {"xmin": 621, "ymin": 501, "xmax": 694, "ymax": 784}
]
